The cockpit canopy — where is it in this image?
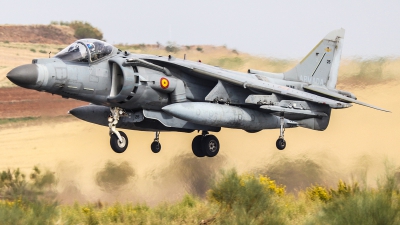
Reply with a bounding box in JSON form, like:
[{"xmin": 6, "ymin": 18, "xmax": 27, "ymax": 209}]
[{"xmin": 54, "ymin": 39, "xmax": 115, "ymax": 63}]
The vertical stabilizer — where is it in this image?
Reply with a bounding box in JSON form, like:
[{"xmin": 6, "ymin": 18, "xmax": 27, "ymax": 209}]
[{"xmin": 284, "ymin": 28, "xmax": 345, "ymax": 88}]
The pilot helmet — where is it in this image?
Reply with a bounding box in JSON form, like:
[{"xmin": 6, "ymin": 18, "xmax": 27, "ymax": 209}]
[{"xmin": 87, "ymin": 43, "xmax": 95, "ymax": 52}]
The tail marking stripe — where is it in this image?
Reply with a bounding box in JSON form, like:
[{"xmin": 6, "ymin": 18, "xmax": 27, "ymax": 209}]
[{"xmin": 311, "ymin": 52, "xmax": 326, "ymax": 77}]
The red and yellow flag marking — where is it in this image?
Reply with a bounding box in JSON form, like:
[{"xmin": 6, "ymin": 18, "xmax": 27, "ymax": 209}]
[{"xmin": 160, "ymin": 77, "xmax": 169, "ymax": 89}]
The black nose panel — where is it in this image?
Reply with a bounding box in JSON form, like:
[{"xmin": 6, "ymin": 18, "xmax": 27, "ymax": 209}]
[{"xmin": 7, "ymin": 64, "xmax": 38, "ymax": 88}]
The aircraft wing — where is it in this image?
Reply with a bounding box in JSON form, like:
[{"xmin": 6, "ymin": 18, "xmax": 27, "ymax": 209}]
[
  {"xmin": 143, "ymin": 57, "xmax": 351, "ymax": 109},
  {"xmin": 304, "ymin": 85, "xmax": 390, "ymax": 112}
]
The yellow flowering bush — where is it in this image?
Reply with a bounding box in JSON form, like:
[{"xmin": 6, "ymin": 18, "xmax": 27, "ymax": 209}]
[
  {"xmin": 307, "ymin": 180, "xmax": 360, "ymax": 203},
  {"xmin": 208, "ymin": 169, "xmax": 287, "ymax": 224},
  {"xmin": 306, "ymin": 185, "xmax": 332, "ymax": 202}
]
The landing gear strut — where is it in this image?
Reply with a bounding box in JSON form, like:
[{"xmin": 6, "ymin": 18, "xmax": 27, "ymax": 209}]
[
  {"xmin": 151, "ymin": 131, "xmax": 161, "ymax": 153},
  {"xmin": 276, "ymin": 113, "xmax": 286, "ymax": 150},
  {"xmin": 191, "ymin": 131, "xmax": 220, "ymax": 157},
  {"xmin": 108, "ymin": 107, "xmax": 129, "ymax": 153}
]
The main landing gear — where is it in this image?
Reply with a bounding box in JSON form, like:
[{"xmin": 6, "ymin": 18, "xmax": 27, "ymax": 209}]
[
  {"xmin": 191, "ymin": 131, "xmax": 220, "ymax": 157},
  {"xmin": 276, "ymin": 113, "xmax": 286, "ymax": 150},
  {"xmin": 108, "ymin": 107, "xmax": 128, "ymax": 153},
  {"xmin": 151, "ymin": 131, "xmax": 161, "ymax": 153}
]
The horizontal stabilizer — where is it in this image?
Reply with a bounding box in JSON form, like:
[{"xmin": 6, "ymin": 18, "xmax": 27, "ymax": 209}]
[
  {"xmin": 260, "ymin": 105, "xmax": 328, "ymax": 117},
  {"xmin": 304, "ymin": 85, "xmax": 390, "ymax": 112}
]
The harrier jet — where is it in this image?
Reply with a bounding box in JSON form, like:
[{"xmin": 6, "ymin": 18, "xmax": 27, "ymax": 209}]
[{"xmin": 6, "ymin": 28, "xmax": 389, "ymax": 157}]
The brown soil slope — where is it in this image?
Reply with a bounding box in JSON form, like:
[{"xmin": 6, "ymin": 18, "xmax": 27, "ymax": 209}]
[
  {"xmin": 0, "ymin": 87, "xmax": 85, "ymax": 118},
  {"xmin": 0, "ymin": 25, "xmax": 75, "ymax": 44}
]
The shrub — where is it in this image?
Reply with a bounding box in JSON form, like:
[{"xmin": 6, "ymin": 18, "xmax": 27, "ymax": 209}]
[
  {"xmin": 0, "ymin": 168, "xmax": 27, "ymax": 199},
  {"xmin": 50, "ymin": 21, "xmax": 70, "ymax": 26},
  {"xmin": 0, "ymin": 167, "xmax": 58, "ymax": 224},
  {"xmin": 0, "ymin": 199, "xmax": 58, "ymax": 225},
  {"xmin": 69, "ymin": 21, "xmax": 103, "ymax": 40},
  {"xmin": 0, "ymin": 166, "xmax": 57, "ymax": 201},
  {"xmin": 39, "ymin": 50, "xmax": 47, "ymax": 54},
  {"xmin": 308, "ymin": 169, "xmax": 400, "ymax": 224},
  {"xmin": 306, "ymin": 180, "xmax": 360, "ymax": 203},
  {"xmin": 306, "ymin": 185, "xmax": 332, "ymax": 202},
  {"xmin": 330, "ymin": 179, "xmax": 360, "ymax": 198},
  {"xmin": 309, "ymin": 192, "xmax": 400, "ymax": 225},
  {"xmin": 208, "ymin": 169, "xmax": 287, "ymax": 224},
  {"xmin": 196, "ymin": 47, "xmax": 203, "ymax": 52},
  {"xmin": 30, "ymin": 48, "xmax": 36, "ymax": 53},
  {"xmin": 165, "ymin": 42, "xmax": 180, "ymax": 53}
]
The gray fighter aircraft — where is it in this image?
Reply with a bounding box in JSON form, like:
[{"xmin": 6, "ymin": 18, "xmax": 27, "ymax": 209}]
[{"xmin": 6, "ymin": 28, "xmax": 389, "ymax": 157}]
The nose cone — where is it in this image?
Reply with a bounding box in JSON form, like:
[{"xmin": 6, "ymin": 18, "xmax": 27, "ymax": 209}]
[{"xmin": 7, "ymin": 64, "xmax": 38, "ymax": 88}]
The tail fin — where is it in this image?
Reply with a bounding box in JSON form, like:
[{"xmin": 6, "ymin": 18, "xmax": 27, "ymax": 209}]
[{"xmin": 284, "ymin": 28, "xmax": 345, "ymax": 89}]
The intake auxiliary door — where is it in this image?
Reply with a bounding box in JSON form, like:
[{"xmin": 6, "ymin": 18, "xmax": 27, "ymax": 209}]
[{"xmin": 107, "ymin": 57, "xmax": 139, "ymax": 104}]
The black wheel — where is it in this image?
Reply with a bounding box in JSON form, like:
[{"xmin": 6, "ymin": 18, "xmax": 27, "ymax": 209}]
[
  {"xmin": 151, "ymin": 141, "xmax": 161, "ymax": 153},
  {"xmin": 110, "ymin": 131, "xmax": 128, "ymax": 153},
  {"xmin": 192, "ymin": 135, "xmax": 205, "ymax": 157},
  {"xmin": 276, "ymin": 138, "xmax": 286, "ymax": 150},
  {"xmin": 202, "ymin": 135, "xmax": 220, "ymax": 157}
]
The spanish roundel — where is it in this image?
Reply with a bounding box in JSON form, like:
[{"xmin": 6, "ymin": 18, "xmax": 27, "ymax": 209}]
[{"xmin": 160, "ymin": 77, "xmax": 169, "ymax": 89}]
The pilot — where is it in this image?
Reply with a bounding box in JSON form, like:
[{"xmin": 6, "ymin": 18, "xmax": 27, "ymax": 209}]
[
  {"xmin": 87, "ymin": 43, "xmax": 99, "ymax": 61},
  {"xmin": 87, "ymin": 43, "xmax": 95, "ymax": 52}
]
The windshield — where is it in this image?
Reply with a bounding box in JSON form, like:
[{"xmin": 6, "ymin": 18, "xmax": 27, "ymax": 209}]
[{"xmin": 55, "ymin": 39, "xmax": 114, "ymax": 62}]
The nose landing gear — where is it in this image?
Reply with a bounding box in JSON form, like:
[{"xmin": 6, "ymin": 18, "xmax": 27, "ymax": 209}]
[
  {"xmin": 109, "ymin": 107, "xmax": 129, "ymax": 153},
  {"xmin": 110, "ymin": 131, "xmax": 128, "ymax": 153}
]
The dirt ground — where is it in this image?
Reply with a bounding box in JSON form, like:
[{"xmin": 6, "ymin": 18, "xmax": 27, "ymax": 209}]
[{"xmin": 0, "ymin": 82, "xmax": 399, "ymax": 204}]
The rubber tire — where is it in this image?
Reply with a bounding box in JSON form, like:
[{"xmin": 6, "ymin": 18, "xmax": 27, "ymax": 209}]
[
  {"xmin": 276, "ymin": 138, "xmax": 286, "ymax": 150},
  {"xmin": 110, "ymin": 131, "xmax": 128, "ymax": 153},
  {"xmin": 192, "ymin": 135, "xmax": 205, "ymax": 157},
  {"xmin": 151, "ymin": 141, "xmax": 161, "ymax": 153},
  {"xmin": 202, "ymin": 135, "xmax": 220, "ymax": 157}
]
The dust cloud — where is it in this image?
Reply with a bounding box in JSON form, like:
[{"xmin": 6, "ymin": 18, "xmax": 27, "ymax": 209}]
[{"xmin": 0, "ymin": 82, "xmax": 399, "ymax": 204}]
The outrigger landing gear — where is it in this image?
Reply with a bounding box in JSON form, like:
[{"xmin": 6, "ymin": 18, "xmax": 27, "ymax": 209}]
[
  {"xmin": 276, "ymin": 113, "xmax": 286, "ymax": 150},
  {"xmin": 108, "ymin": 107, "xmax": 129, "ymax": 153},
  {"xmin": 151, "ymin": 131, "xmax": 161, "ymax": 153},
  {"xmin": 191, "ymin": 131, "xmax": 220, "ymax": 157}
]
